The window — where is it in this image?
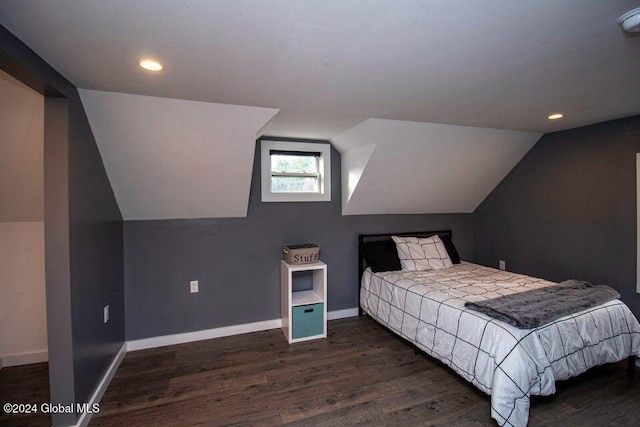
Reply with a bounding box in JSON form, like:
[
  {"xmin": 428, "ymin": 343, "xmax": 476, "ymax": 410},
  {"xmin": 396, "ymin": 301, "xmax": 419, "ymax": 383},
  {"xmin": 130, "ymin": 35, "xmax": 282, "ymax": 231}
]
[
  {"xmin": 270, "ymin": 150, "xmax": 320, "ymax": 193},
  {"xmin": 261, "ymin": 140, "xmax": 331, "ymax": 202}
]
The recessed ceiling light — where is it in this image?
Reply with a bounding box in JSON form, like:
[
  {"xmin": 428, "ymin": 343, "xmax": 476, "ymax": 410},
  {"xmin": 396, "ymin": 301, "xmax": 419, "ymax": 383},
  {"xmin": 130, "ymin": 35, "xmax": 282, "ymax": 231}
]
[
  {"xmin": 618, "ymin": 7, "xmax": 640, "ymax": 33},
  {"xmin": 137, "ymin": 59, "xmax": 163, "ymax": 72},
  {"xmin": 547, "ymin": 113, "xmax": 564, "ymax": 120}
]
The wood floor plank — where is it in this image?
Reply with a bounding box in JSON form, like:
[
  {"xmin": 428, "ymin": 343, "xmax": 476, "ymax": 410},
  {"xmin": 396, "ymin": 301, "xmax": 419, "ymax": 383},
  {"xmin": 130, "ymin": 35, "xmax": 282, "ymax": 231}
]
[
  {"xmin": 0, "ymin": 362, "xmax": 51, "ymax": 427},
  {"xmin": 90, "ymin": 317, "xmax": 640, "ymax": 426}
]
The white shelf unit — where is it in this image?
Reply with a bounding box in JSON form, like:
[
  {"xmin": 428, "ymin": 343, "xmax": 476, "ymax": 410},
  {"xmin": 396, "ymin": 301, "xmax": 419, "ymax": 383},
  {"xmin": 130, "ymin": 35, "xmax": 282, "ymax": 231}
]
[{"xmin": 281, "ymin": 260, "xmax": 327, "ymax": 343}]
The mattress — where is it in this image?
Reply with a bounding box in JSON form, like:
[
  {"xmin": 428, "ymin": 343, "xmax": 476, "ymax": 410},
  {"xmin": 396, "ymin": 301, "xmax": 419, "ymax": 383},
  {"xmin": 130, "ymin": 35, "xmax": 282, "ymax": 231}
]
[{"xmin": 360, "ymin": 262, "xmax": 640, "ymax": 427}]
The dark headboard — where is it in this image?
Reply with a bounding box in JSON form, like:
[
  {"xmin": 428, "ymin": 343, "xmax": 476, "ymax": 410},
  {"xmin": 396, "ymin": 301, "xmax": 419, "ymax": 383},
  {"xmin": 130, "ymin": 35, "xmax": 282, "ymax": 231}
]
[{"xmin": 357, "ymin": 230, "xmax": 452, "ymax": 315}]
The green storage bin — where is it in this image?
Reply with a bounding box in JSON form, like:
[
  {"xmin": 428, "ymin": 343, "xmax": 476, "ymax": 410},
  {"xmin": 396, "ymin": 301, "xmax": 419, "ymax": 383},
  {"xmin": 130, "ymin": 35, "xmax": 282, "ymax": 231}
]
[{"xmin": 292, "ymin": 303, "xmax": 324, "ymax": 339}]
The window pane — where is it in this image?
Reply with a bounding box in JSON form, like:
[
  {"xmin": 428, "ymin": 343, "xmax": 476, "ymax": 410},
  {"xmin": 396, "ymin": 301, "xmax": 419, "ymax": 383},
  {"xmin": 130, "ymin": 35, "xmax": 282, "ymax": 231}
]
[
  {"xmin": 271, "ymin": 176, "xmax": 318, "ymax": 193},
  {"xmin": 271, "ymin": 154, "xmax": 317, "ymax": 174}
]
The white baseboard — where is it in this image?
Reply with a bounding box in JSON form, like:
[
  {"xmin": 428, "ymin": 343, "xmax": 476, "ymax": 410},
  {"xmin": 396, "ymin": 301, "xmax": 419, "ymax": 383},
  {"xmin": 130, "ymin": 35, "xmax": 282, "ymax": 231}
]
[
  {"xmin": 328, "ymin": 307, "xmax": 359, "ymax": 320},
  {"xmin": 127, "ymin": 318, "xmax": 283, "ymax": 352},
  {"xmin": 1, "ymin": 350, "xmax": 48, "ymax": 367},
  {"xmin": 127, "ymin": 308, "xmax": 360, "ymax": 352},
  {"xmin": 74, "ymin": 342, "xmax": 127, "ymax": 427}
]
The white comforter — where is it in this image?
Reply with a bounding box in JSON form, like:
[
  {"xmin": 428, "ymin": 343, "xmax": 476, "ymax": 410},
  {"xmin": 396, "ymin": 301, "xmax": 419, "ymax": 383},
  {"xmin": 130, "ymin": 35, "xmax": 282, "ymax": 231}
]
[{"xmin": 360, "ymin": 262, "xmax": 640, "ymax": 426}]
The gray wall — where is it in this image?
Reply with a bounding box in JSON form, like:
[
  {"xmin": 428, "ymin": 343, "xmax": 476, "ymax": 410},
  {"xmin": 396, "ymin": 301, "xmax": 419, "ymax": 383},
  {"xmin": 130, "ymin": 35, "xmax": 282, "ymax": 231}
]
[
  {"xmin": 474, "ymin": 115, "xmax": 640, "ymax": 317},
  {"xmin": 125, "ymin": 141, "xmax": 473, "ymax": 340},
  {"xmin": 1, "ymin": 24, "xmax": 124, "ymax": 426},
  {"xmin": 68, "ymin": 89, "xmax": 124, "ymax": 407},
  {"xmin": 44, "ymin": 97, "xmax": 75, "ymax": 427}
]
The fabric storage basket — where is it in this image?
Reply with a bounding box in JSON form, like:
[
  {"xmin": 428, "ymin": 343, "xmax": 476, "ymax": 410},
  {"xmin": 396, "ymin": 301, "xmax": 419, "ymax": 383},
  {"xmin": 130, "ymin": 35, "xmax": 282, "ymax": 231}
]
[{"xmin": 283, "ymin": 243, "xmax": 320, "ymax": 264}]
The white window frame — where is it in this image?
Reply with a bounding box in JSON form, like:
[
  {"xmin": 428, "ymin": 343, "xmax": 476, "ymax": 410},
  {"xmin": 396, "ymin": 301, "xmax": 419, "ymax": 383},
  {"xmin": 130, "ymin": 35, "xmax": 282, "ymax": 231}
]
[{"xmin": 261, "ymin": 140, "xmax": 331, "ymax": 202}]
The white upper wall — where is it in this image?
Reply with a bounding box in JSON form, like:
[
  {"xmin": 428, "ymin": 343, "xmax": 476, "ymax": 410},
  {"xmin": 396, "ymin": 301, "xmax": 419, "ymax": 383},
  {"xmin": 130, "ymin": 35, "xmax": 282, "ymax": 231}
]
[
  {"xmin": 0, "ymin": 69, "xmax": 43, "ymax": 222},
  {"xmin": 79, "ymin": 90, "xmax": 279, "ymax": 220},
  {"xmin": 333, "ymin": 119, "xmax": 541, "ymax": 215},
  {"xmin": 0, "ymin": 70, "xmax": 47, "ymax": 367}
]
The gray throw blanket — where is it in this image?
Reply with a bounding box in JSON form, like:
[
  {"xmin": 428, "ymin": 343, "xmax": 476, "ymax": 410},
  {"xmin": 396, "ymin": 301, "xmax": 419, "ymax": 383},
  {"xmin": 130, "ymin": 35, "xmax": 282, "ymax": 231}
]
[{"xmin": 464, "ymin": 280, "xmax": 620, "ymax": 329}]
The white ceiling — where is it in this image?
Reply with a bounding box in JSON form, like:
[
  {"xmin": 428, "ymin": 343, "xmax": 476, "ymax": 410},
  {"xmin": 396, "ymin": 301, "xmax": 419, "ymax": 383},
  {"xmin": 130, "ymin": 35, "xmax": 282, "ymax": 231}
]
[
  {"xmin": 1, "ymin": 1, "xmax": 638, "ymax": 136},
  {"xmin": 1, "ymin": 1, "xmax": 639, "ymax": 219}
]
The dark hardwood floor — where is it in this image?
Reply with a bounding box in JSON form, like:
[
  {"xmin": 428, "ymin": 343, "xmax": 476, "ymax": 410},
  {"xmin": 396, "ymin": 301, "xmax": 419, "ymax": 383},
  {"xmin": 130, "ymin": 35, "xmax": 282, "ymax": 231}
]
[
  {"xmin": 90, "ymin": 316, "xmax": 639, "ymax": 426},
  {"xmin": 2, "ymin": 317, "xmax": 637, "ymax": 426},
  {"xmin": 0, "ymin": 362, "xmax": 51, "ymax": 427}
]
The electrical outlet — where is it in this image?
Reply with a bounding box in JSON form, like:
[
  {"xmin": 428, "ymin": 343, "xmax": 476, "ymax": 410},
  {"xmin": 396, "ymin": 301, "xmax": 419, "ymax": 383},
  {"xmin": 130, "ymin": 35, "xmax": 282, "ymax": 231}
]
[
  {"xmin": 190, "ymin": 280, "xmax": 199, "ymax": 293},
  {"xmin": 104, "ymin": 305, "xmax": 109, "ymax": 323},
  {"xmin": 499, "ymin": 260, "xmax": 506, "ymax": 271}
]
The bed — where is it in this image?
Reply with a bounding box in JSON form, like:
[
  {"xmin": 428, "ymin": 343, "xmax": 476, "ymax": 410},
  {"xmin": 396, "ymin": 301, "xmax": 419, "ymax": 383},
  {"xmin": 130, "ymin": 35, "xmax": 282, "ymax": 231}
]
[{"xmin": 358, "ymin": 230, "xmax": 640, "ymax": 427}]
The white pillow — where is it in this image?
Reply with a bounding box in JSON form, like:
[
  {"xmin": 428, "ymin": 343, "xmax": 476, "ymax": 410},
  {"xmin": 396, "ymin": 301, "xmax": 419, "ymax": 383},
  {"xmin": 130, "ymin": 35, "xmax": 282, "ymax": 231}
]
[{"xmin": 391, "ymin": 235, "xmax": 453, "ymax": 271}]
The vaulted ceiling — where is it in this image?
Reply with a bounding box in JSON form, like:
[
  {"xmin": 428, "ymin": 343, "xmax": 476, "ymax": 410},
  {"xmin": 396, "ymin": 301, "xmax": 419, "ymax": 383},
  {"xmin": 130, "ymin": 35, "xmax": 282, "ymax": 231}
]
[
  {"xmin": 1, "ymin": 1, "xmax": 638, "ymax": 219},
  {"xmin": 79, "ymin": 90, "xmax": 278, "ymax": 219},
  {"xmin": 333, "ymin": 119, "xmax": 540, "ymax": 215}
]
